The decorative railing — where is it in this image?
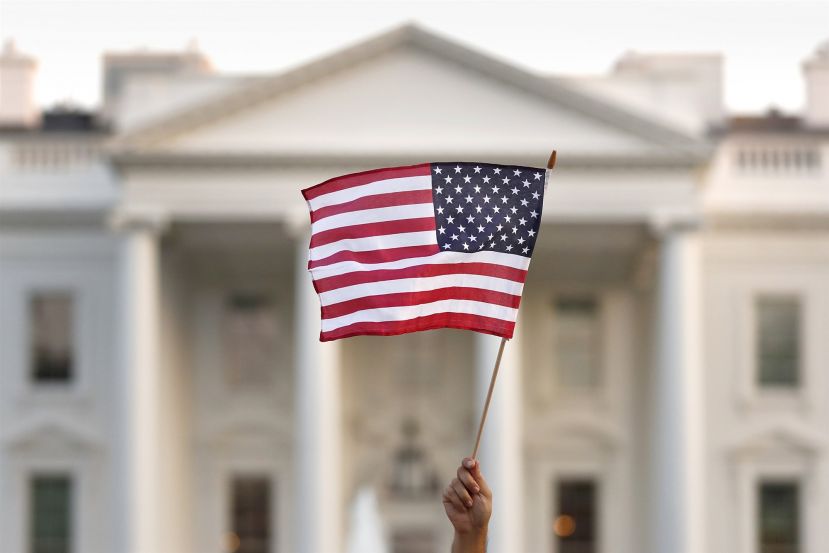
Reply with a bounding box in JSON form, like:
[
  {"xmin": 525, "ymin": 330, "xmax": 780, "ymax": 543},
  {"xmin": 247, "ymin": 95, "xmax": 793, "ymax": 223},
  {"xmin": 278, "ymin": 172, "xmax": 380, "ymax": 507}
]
[
  {"xmin": 10, "ymin": 139, "xmax": 106, "ymax": 171},
  {"xmin": 734, "ymin": 144, "xmax": 822, "ymax": 175}
]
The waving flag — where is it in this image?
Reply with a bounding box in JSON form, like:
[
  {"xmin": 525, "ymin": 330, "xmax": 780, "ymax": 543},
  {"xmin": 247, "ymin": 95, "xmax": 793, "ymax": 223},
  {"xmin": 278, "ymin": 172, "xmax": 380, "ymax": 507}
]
[{"xmin": 302, "ymin": 162, "xmax": 547, "ymax": 341}]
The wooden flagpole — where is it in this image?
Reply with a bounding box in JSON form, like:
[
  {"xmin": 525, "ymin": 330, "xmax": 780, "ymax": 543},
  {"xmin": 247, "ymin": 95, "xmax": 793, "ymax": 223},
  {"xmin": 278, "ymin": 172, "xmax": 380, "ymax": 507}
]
[{"xmin": 470, "ymin": 150, "xmax": 557, "ymax": 459}]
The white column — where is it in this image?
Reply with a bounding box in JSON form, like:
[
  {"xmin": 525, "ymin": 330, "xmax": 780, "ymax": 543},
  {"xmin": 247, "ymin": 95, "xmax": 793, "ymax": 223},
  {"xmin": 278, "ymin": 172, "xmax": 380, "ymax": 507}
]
[
  {"xmin": 115, "ymin": 222, "xmax": 164, "ymax": 553},
  {"xmin": 649, "ymin": 223, "xmax": 704, "ymax": 553},
  {"xmin": 295, "ymin": 231, "xmax": 343, "ymax": 553},
  {"xmin": 475, "ymin": 331, "xmax": 524, "ymax": 553}
]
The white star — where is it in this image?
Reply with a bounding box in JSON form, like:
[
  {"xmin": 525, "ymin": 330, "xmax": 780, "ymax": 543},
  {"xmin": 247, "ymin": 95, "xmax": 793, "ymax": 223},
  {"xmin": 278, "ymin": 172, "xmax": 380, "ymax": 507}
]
[
  {"xmin": 459, "ymin": 225, "xmax": 466, "ymax": 233},
  {"xmin": 473, "ymin": 185, "xmax": 481, "ymax": 193},
  {"xmin": 532, "ymin": 191, "xmax": 540, "ymax": 199},
  {"xmin": 493, "ymin": 206, "xmax": 501, "ymax": 214},
  {"xmin": 482, "ymin": 195, "xmax": 491, "ymax": 204},
  {"xmin": 435, "ymin": 186, "xmax": 443, "ymax": 195},
  {"xmin": 504, "ymin": 215, "xmax": 512, "ymax": 223},
  {"xmin": 463, "ymin": 174, "xmax": 472, "ymax": 183},
  {"xmin": 520, "ymin": 198, "xmax": 529, "ymax": 207},
  {"xmin": 465, "ymin": 195, "xmax": 473, "ymax": 203},
  {"xmin": 493, "ymin": 168, "xmax": 502, "ymax": 175},
  {"xmin": 444, "ymin": 175, "xmax": 452, "ymax": 184},
  {"xmin": 454, "ymin": 165, "xmax": 462, "ymax": 173},
  {"xmin": 470, "ymin": 235, "xmax": 477, "ymax": 242},
  {"xmin": 483, "ymin": 176, "xmax": 491, "ymax": 184},
  {"xmin": 434, "ymin": 166, "xmax": 442, "ymax": 174},
  {"xmin": 443, "ymin": 243, "xmax": 452, "ymax": 249},
  {"xmin": 522, "ymin": 179, "xmax": 531, "ymax": 188},
  {"xmin": 518, "ymin": 217, "xmax": 527, "ymax": 226},
  {"xmin": 510, "ymin": 206, "xmax": 518, "ymax": 214},
  {"xmin": 501, "ymin": 196, "xmax": 509, "ymax": 204},
  {"xmin": 477, "ymin": 225, "xmax": 485, "ymax": 233},
  {"xmin": 475, "ymin": 205, "xmax": 483, "ymax": 213},
  {"xmin": 456, "ymin": 206, "xmax": 464, "ymax": 213},
  {"xmin": 479, "ymin": 242, "xmax": 486, "ymax": 249},
  {"xmin": 487, "ymin": 234, "xmax": 494, "ymax": 241},
  {"xmin": 451, "ymin": 233, "xmax": 459, "ymax": 240},
  {"xmin": 496, "ymin": 224, "xmax": 503, "ymax": 232},
  {"xmin": 500, "ymin": 234, "xmax": 508, "ymax": 241},
  {"xmin": 438, "ymin": 226, "xmax": 446, "ymax": 234},
  {"xmin": 528, "ymin": 229, "xmax": 536, "ymax": 237},
  {"xmin": 530, "ymin": 210, "xmax": 538, "ymax": 218},
  {"xmin": 502, "ymin": 177, "xmax": 510, "ymax": 185},
  {"xmin": 490, "ymin": 242, "xmax": 496, "ymax": 248},
  {"xmin": 436, "ymin": 206, "xmax": 444, "ymax": 215},
  {"xmin": 513, "ymin": 169, "xmax": 521, "ymax": 176},
  {"xmin": 511, "ymin": 187, "xmax": 519, "ymax": 195},
  {"xmin": 534, "ymin": 172, "xmax": 542, "ymax": 180},
  {"xmin": 447, "ymin": 216, "xmax": 455, "ymax": 224},
  {"xmin": 522, "ymin": 246, "xmax": 529, "ymax": 254},
  {"xmin": 446, "ymin": 196, "xmax": 453, "ymax": 204},
  {"xmin": 517, "ymin": 237, "xmax": 525, "ymax": 244},
  {"xmin": 512, "ymin": 226, "xmax": 518, "ymax": 234},
  {"xmin": 454, "ymin": 185, "xmax": 462, "ymax": 194},
  {"xmin": 485, "ymin": 215, "xmax": 493, "ymax": 223},
  {"xmin": 463, "ymin": 242, "xmax": 470, "ymax": 250},
  {"xmin": 491, "ymin": 185, "xmax": 500, "ymax": 194},
  {"xmin": 506, "ymin": 245, "xmax": 513, "ymax": 251},
  {"xmin": 473, "ymin": 166, "xmax": 482, "ymax": 173},
  {"xmin": 466, "ymin": 215, "xmax": 475, "ymax": 223}
]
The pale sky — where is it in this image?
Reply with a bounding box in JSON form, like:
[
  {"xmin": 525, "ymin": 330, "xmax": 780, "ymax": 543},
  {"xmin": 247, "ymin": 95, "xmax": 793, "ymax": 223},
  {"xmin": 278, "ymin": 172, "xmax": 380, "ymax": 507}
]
[{"xmin": 1, "ymin": 0, "xmax": 828, "ymax": 113}]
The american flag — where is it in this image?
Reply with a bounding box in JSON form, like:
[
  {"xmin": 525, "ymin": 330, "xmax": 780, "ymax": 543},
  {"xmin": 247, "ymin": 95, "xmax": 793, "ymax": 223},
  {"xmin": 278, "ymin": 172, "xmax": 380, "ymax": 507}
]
[{"xmin": 302, "ymin": 162, "xmax": 547, "ymax": 341}]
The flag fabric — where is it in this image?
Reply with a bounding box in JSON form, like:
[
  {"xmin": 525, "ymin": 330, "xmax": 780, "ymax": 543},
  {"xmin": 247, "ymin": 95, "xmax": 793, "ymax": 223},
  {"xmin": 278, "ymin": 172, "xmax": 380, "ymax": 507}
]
[{"xmin": 302, "ymin": 162, "xmax": 547, "ymax": 342}]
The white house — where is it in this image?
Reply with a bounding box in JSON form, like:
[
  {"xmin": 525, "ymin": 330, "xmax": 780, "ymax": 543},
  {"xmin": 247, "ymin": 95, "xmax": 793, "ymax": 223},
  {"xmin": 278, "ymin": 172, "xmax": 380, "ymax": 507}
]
[{"xmin": 1, "ymin": 26, "xmax": 827, "ymax": 553}]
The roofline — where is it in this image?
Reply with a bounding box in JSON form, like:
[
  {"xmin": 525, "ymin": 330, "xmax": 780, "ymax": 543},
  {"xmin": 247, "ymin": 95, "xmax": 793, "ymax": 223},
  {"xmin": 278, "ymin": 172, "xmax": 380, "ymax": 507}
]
[{"xmin": 111, "ymin": 23, "xmax": 706, "ymax": 156}]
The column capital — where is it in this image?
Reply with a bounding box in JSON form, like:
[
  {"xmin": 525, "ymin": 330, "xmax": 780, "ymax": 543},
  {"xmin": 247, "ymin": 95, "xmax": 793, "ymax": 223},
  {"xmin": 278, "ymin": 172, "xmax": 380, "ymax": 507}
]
[
  {"xmin": 647, "ymin": 208, "xmax": 702, "ymax": 238},
  {"xmin": 108, "ymin": 207, "xmax": 170, "ymax": 235}
]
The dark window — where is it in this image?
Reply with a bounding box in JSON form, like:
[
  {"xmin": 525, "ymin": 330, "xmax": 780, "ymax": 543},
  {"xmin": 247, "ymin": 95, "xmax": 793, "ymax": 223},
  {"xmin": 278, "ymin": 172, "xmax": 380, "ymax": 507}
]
[
  {"xmin": 756, "ymin": 296, "xmax": 800, "ymax": 387},
  {"xmin": 759, "ymin": 481, "xmax": 799, "ymax": 553},
  {"xmin": 554, "ymin": 297, "xmax": 600, "ymax": 389},
  {"xmin": 232, "ymin": 476, "xmax": 271, "ymax": 553},
  {"xmin": 554, "ymin": 479, "xmax": 597, "ymax": 553},
  {"xmin": 223, "ymin": 293, "xmax": 277, "ymax": 389},
  {"xmin": 30, "ymin": 293, "xmax": 73, "ymax": 383},
  {"xmin": 30, "ymin": 475, "xmax": 72, "ymax": 553}
]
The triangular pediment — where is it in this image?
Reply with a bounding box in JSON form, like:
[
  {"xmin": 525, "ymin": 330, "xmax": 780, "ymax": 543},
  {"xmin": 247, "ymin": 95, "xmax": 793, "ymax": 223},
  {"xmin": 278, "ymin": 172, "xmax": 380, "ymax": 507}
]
[{"xmin": 113, "ymin": 25, "xmax": 706, "ymax": 163}]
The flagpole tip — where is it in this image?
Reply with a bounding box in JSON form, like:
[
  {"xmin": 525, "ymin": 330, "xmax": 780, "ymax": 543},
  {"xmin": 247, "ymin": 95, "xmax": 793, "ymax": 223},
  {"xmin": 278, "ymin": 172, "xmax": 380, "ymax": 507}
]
[{"xmin": 547, "ymin": 150, "xmax": 557, "ymax": 170}]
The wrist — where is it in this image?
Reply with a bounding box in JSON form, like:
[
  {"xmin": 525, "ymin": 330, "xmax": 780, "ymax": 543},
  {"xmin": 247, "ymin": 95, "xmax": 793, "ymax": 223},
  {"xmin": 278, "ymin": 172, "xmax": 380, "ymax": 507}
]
[{"xmin": 453, "ymin": 528, "xmax": 487, "ymax": 553}]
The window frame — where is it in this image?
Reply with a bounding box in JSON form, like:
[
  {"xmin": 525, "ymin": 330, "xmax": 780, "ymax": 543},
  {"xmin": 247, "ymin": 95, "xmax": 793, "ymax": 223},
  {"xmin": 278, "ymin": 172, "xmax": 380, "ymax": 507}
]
[
  {"xmin": 28, "ymin": 290, "xmax": 76, "ymax": 386},
  {"xmin": 229, "ymin": 474, "xmax": 273, "ymax": 553},
  {"xmin": 549, "ymin": 292, "xmax": 606, "ymax": 399},
  {"xmin": 29, "ymin": 473, "xmax": 74, "ymax": 553},
  {"xmin": 754, "ymin": 294, "xmax": 801, "ymax": 389}
]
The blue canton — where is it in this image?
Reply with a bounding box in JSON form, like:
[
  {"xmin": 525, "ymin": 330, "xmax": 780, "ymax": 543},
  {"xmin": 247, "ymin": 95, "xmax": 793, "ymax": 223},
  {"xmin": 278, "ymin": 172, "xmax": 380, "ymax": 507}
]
[{"xmin": 430, "ymin": 162, "xmax": 546, "ymax": 258}]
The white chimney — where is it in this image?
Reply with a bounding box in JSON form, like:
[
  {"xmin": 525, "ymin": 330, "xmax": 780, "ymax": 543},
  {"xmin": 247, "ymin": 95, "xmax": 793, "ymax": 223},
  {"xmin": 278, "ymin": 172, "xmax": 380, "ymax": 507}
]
[
  {"xmin": 0, "ymin": 40, "xmax": 38, "ymax": 128},
  {"xmin": 803, "ymin": 40, "xmax": 829, "ymax": 127}
]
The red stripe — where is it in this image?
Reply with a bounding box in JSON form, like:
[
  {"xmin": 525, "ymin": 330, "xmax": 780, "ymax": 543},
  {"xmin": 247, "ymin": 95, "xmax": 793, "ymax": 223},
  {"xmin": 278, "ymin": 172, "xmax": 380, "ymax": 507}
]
[
  {"xmin": 303, "ymin": 163, "xmax": 431, "ymax": 201},
  {"xmin": 310, "ymin": 217, "xmax": 436, "ymax": 249},
  {"xmin": 314, "ymin": 262, "xmax": 527, "ymax": 293},
  {"xmin": 308, "ymin": 244, "xmax": 440, "ymax": 270},
  {"xmin": 319, "ymin": 313, "xmax": 515, "ymax": 342},
  {"xmin": 321, "ymin": 287, "xmax": 522, "ymax": 319},
  {"xmin": 311, "ymin": 190, "xmax": 433, "ymax": 222}
]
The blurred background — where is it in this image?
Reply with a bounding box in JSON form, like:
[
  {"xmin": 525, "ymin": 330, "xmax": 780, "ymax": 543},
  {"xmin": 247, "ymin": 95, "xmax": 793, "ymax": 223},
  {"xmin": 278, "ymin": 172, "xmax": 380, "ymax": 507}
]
[{"xmin": 1, "ymin": 1, "xmax": 828, "ymax": 553}]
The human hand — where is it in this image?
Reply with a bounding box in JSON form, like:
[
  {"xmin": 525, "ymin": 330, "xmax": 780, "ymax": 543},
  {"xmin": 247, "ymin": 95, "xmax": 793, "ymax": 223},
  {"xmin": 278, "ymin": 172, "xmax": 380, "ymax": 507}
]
[{"xmin": 442, "ymin": 457, "xmax": 492, "ymax": 552}]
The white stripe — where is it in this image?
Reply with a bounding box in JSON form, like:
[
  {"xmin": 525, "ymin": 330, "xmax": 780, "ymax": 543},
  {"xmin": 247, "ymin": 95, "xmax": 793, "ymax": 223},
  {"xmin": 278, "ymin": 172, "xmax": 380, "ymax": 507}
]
[
  {"xmin": 309, "ymin": 250, "xmax": 531, "ymax": 279},
  {"xmin": 311, "ymin": 203, "xmax": 434, "ymax": 234},
  {"xmin": 308, "ymin": 175, "xmax": 433, "ymax": 211},
  {"xmin": 309, "ymin": 231, "xmax": 438, "ymax": 261},
  {"xmin": 319, "ymin": 273, "xmax": 524, "ymax": 306},
  {"xmin": 321, "ymin": 299, "xmax": 518, "ymax": 332}
]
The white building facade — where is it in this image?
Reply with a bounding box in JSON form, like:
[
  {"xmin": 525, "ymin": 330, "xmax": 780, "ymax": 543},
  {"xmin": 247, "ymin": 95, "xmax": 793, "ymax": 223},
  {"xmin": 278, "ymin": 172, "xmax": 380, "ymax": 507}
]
[{"xmin": 1, "ymin": 27, "xmax": 828, "ymax": 553}]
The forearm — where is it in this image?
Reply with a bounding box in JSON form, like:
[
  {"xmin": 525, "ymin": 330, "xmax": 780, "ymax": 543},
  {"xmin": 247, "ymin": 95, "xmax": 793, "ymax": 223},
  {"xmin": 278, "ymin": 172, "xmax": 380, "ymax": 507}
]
[{"xmin": 452, "ymin": 529, "xmax": 487, "ymax": 553}]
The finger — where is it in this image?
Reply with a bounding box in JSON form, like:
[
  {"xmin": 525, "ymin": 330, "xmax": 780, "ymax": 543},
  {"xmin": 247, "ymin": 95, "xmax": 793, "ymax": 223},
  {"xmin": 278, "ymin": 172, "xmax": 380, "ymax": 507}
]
[
  {"xmin": 464, "ymin": 458, "xmax": 492, "ymax": 498},
  {"xmin": 451, "ymin": 477, "xmax": 474, "ymax": 507},
  {"xmin": 457, "ymin": 466, "xmax": 481, "ymax": 495},
  {"xmin": 443, "ymin": 485, "xmax": 466, "ymax": 511}
]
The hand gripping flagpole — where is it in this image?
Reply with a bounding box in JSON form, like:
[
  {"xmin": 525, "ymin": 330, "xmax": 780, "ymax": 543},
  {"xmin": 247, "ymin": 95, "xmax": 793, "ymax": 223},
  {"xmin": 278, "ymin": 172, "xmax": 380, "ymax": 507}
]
[{"xmin": 471, "ymin": 150, "xmax": 557, "ymax": 459}]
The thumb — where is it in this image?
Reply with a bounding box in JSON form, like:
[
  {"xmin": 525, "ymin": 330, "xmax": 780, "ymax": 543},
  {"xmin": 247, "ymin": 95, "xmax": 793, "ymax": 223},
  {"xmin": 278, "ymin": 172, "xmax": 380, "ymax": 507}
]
[{"xmin": 463, "ymin": 457, "xmax": 492, "ymax": 498}]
